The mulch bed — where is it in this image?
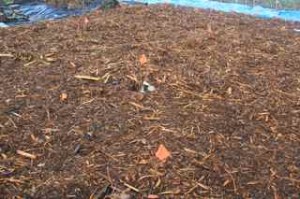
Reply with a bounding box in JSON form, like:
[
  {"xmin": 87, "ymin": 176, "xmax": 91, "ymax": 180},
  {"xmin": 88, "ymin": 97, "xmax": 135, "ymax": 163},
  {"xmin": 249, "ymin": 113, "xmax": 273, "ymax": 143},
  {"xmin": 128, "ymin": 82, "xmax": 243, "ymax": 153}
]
[{"xmin": 0, "ymin": 4, "xmax": 300, "ymax": 199}]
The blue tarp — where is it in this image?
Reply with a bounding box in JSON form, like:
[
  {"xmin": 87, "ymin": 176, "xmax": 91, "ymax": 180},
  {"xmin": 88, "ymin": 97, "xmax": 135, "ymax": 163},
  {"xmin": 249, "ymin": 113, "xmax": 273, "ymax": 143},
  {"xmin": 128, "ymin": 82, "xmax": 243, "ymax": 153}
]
[
  {"xmin": 18, "ymin": 4, "xmax": 69, "ymax": 21},
  {"xmin": 18, "ymin": 0, "xmax": 103, "ymax": 22},
  {"xmin": 0, "ymin": 22, "xmax": 9, "ymax": 27},
  {"xmin": 3, "ymin": 1, "xmax": 103, "ymax": 26},
  {"xmin": 135, "ymin": 0, "xmax": 300, "ymax": 22}
]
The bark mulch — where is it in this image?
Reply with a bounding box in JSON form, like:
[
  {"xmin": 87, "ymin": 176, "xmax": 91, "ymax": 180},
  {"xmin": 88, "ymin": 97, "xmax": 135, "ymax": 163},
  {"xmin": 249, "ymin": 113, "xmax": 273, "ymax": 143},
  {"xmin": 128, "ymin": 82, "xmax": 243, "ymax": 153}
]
[{"xmin": 0, "ymin": 4, "xmax": 300, "ymax": 199}]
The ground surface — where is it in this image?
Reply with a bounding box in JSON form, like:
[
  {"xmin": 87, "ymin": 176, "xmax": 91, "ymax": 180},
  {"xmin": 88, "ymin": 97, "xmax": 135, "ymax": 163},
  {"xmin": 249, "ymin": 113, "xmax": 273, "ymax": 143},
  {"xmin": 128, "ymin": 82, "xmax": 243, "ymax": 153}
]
[
  {"xmin": 214, "ymin": 0, "xmax": 300, "ymax": 9},
  {"xmin": 0, "ymin": 5, "xmax": 300, "ymax": 199}
]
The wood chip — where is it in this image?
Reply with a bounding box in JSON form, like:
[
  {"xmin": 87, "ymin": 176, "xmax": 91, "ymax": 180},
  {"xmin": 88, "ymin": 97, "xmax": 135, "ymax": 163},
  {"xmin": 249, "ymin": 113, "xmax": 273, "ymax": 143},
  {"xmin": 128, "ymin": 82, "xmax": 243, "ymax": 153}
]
[
  {"xmin": 148, "ymin": 194, "xmax": 159, "ymax": 199},
  {"xmin": 197, "ymin": 182, "xmax": 210, "ymax": 190},
  {"xmin": 0, "ymin": 53, "xmax": 14, "ymax": 57},
  {"xmin": 16, "ymin": 150, "xmax": 37, "ymax": 159},
  {"xmin": 74, "ymin": 75, "xmax": 101, "ymax": 81}
]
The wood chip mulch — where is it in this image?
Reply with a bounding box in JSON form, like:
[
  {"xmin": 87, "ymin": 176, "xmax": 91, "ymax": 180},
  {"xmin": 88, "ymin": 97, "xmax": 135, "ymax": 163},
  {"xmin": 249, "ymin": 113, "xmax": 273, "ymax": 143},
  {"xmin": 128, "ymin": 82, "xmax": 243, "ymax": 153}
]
[{"xmin": 0, "ymin": 4, "xmax": 299, "ymax": 199}]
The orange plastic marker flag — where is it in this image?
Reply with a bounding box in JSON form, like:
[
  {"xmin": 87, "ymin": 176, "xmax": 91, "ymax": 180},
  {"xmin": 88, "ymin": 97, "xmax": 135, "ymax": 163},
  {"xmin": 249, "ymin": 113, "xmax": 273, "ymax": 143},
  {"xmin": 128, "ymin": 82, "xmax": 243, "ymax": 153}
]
[
  {"xmin": 139, "ymin": 54, "xmax": 148, "ymax": 66},
  {"xmin": 155, "ymin": 144, "xmax": 170, "ymax": 161},
  {"xmin": 84, "ymin": 17, "xmax": 89, "ymax": 25}
]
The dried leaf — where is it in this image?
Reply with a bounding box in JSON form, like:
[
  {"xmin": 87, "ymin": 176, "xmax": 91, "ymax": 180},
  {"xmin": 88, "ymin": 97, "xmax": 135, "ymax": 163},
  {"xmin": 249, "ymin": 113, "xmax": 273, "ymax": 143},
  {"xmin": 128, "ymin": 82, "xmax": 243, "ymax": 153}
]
[
  {"xmin": 155, "ymin": 144, "xmax": 171, "ymax": 161},
  {"xmin": 139, "ymin": 54, "xmax": 148, "ymax": 65}
]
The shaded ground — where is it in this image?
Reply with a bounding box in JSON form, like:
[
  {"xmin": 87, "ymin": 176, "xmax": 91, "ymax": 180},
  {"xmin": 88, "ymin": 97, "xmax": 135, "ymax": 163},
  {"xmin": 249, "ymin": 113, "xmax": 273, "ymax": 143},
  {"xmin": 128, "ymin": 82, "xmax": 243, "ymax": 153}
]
[{"xmin": 0, "ymin": 5, "xmax": 300, "ymax": 199}]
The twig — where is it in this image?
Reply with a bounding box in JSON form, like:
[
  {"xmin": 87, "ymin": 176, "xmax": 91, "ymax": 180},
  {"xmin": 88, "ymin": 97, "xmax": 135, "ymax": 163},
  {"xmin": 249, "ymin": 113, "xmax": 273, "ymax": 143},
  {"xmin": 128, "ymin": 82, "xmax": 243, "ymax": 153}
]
[
  {"xmin": 0, "ymin": 53, "xmax": 14, "ymax": 57},
  {"xmin": 120, "ymin": 180, "xmax": 139, "ymax": 192},
  {"xmin": 16, "ymin": 150, "xmax": 37, "ymax": 159}
]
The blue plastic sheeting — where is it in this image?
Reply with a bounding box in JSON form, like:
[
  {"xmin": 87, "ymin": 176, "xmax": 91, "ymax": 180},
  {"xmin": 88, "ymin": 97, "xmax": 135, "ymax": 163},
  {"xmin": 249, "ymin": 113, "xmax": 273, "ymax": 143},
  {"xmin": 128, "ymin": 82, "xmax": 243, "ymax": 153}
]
[
  {"xmin": 135, "ymin": 0, "xmax": 300, "ymax": 22},
  {"xmin": 6, "ymin": 1, "xmax": 103, "ymax": 26},
  {"xmin": 18, "ymin": 4, "xmax": 69, "ymax": 21},
  {"xmin": 0, "ymin": 22, "xmax": 9, "ymax": 27}
]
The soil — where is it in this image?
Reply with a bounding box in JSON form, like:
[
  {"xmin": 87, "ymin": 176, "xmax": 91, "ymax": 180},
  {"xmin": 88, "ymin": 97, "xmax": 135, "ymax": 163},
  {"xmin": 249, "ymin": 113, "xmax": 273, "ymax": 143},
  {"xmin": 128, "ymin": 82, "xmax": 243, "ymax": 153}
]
[{"xmin": 0, "ymin": 4, "xmax": 300, "ymax": 199}]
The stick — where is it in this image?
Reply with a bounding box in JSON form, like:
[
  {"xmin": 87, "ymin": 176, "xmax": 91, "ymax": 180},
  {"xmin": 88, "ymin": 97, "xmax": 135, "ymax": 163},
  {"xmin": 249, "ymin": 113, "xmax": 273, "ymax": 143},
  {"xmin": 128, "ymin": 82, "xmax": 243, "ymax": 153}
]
[{"xmin": 17, "ymin": 150, "xmax": 37, "ymax": 159}]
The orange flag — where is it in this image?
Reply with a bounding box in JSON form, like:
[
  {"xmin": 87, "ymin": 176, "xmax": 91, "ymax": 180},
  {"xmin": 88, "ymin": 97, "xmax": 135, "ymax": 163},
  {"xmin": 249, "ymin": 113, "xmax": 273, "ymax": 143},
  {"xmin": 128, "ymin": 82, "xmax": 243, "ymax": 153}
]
[
  {"xmin": 155, "ymin": 144, "xmax": 170, "ymax": 161},
  {"xmin": 139, "ymin": 54, "xmax": 148, "ymax": 66}
]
